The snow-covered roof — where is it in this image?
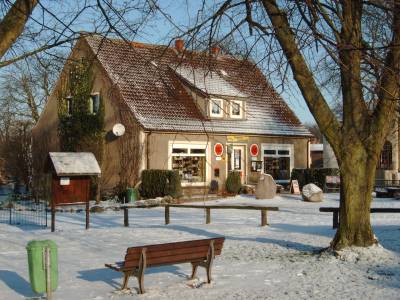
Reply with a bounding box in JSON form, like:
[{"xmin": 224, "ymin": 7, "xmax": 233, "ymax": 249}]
[
  {"xmin": 83, "ymin": 35, "xmax": 312, "ymax": 137},
  {"xmin": 173, "ymin": 65, "xmax": 248, "ymax": 98},
  {"xmin": 49, "ymin": 152, "xmax": 101, "ymax": 176}
]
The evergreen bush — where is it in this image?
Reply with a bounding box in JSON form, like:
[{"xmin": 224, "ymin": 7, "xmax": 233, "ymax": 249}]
[
  {"xmin": 140, "ymin": 169, "xmax": 182, "ymax": 199},
  {"xmin": 226, "ymin": 171, "xmax": 242, "ymax": 194}
]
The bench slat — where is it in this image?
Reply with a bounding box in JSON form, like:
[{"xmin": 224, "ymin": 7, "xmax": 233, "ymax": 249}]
[
  {"xmin": 124, "ymin": 246, "xmax": 223, "ymax": 268},
  {"xmin": 126, "ymin": 237, "xmax": 224, "ymax": 254},
  {"xmin": 125, "ymin": 252, "xmax": 214, "ymax": 268},
  {"xmin": 125, "ymin": 244, "xmax": 223, "ymax": 261}
]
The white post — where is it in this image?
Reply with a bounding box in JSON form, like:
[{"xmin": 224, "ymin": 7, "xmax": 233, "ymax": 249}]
[{"xmin": 45, "ymin": 247, "xmax": 52, "ymax": 300}]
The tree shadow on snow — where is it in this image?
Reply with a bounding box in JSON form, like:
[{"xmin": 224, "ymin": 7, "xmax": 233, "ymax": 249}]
[
  {"xmin": 137, "ymin": 224, "xmax": 321, "ymax": 253},
  {"xmin": 78, "ymin": 265, "xmax": 188, "ymax": 289},
  {"xmin": 0, "ymin": 270, "xmax": 37, "ymax": 298}
]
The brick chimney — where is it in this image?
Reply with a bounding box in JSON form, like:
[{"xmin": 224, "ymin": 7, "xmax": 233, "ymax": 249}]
[
  {"xmin": 211, "ymin": 46, "xmax": 220, "ymax": 56},
  {"xmin": 175, "ymin": 39, "xmax": 184, "ymax": 52}
]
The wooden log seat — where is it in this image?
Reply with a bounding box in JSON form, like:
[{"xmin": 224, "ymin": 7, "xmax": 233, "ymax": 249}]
[{"xmin": 319, "ymin": 207, "xmax": 400, "ymax": 229}]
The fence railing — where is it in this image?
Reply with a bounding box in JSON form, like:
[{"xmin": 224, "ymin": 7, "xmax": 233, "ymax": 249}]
[{"xmin": 0, "ymin": 199, "xmax": 47, "ymax": 227}]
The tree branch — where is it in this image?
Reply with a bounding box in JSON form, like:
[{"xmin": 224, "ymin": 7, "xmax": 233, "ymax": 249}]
[
  {"xmin": 0, "ymin": 0, "xmax": 38, "ymax": 59},
  {"xmin": 261, "ymin": 0, "xmax": 342, "ymax": 150}
]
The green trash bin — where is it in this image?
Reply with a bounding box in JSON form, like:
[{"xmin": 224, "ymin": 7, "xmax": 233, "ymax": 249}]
[
  {"xmin": 26, "ymin": 240, "xmax": 58, "ymax": 294},
  {"xmin": 126, "ymin": 187, "xmax": 138, "ymax": 203}
]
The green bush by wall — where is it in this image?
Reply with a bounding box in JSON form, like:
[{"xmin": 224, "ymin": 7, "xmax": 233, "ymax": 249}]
[
  {"xmin": 140, "ymin": 169, "xmax": 182, "ymax": 199},
  {"xmin": 226, "ymin": 171, "xmax": 242, "ymax": 194},
  {"xmin": 291, "ymin": 168, "xmax": 339, "ymax": 189}
]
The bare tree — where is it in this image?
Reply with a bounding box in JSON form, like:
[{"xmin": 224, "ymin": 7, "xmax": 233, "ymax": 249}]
[{"xmin": 130, "ymin": 0, "xmax": 399, "ymax": 250}]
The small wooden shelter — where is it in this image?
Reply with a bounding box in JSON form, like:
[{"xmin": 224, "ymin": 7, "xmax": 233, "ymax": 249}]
[{"xmin": 48, "ymin": 152, "xmax": 101, "ymax": 231}]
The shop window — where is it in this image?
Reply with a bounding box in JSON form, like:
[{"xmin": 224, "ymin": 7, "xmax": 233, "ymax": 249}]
[
  {"xmin": 262, "ymin": 144, "xmax": 292, "ymax": 180},
  {"xmin": 264, "ymin": 150, "xmax": 276, "ymax": 155},
  {"xmin": 171, "ymin": 144, "xmax": 207, "ymax": 183},
  {"xmin": 378, "ymin": 141, "xmax": 392, "ymax": 170},
  {"xmin": 210, "ymin": 98, "xmax": 224, "ymax": 118},
  {"xmin": 230, "ymin": 100, "xmax": 243, "ymax": 118}
]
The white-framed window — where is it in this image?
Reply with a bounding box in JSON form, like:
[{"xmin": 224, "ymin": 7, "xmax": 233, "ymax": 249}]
[
  {"xmin": 261, "ymin": 144, "xmax": 294, "ymax": 181},
  {"xmin": 170, "ymin": 142, "xmax": 209, "ymax": 184},
  {"xmin": 66, "ymin": 96, "xmax": 73, "ymax": 115},
  {"xmin": 209, "ymin": 98, "xmax": 224, "ymax": 118},
  {"xmin": 88, "ymin": 93, "xmax": 100, "ymax": 114},
  {"xmin": 230, "ymin": 100, "xmax": 243, "ymax": 118}
]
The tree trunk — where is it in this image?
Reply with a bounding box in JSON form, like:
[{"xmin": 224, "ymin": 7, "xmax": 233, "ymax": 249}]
[{"xmin": 331, "ymin": 146, "xmax": 378, "ymax": 249}]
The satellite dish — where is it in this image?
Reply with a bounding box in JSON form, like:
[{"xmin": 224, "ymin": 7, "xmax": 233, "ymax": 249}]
[{"xmin": 112, "ymin": 123, "xmax": 125, "ymax": 137}]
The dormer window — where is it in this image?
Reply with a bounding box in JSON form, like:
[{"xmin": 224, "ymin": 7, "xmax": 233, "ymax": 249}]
[
  {"xmin": 89, "ymin": 93, "xmax": 100, "ymax": 114},
  {"xmin": 210, "ymin": 98, "xmax": 224, "ymax": 118},
  {"xmin": 230, "ymin": 100, "xmax": 243, "ymax": 118}
]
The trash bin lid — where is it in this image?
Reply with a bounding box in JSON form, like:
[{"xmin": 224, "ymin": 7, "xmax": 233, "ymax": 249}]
[{"xmin": 26, "ymin": 240, "xmax": 57, "ymax": 250}]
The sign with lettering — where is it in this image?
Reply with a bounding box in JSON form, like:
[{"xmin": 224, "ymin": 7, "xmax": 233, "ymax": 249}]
[
  {"xmin": 227, "ymin": 135, "xmax": 249, "ymax": 142},
  {"xmin": 290, "ymin": 180, "xmax": 301, "ymax": 195}
]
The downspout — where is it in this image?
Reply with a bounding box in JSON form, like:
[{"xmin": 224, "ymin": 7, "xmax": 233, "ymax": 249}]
[
  {"xmin": 146, "ymin": 131, "xmax": 152, "ymax": 169},
  {"xmin": 307, "ymin": 138, "xmax": 311, "ymax": 169}
]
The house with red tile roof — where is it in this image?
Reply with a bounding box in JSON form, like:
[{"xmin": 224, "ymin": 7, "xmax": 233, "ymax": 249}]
[{"xmin": 32, "ymin": 34, "xmax": 312, "ymax": 195}]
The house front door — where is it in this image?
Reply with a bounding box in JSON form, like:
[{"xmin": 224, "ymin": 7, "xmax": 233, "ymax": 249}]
[{"xmin": 231, "ymin": 145, "xmax": 246, "ymax": 183}]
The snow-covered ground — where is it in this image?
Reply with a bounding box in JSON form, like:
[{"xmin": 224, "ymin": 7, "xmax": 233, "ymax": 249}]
[{"xmin": 1, "ymin": 193, "xmax": 400, "ymax": 300}]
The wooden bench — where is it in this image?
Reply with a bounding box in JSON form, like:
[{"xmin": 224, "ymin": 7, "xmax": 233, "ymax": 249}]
[
  {"xmin": 105, "ymin": 237, "xmax": 225, "ymax": 294},
  {"xmin": 121, "ymin": 204, "xmax": 279, "ymax": 227},
  {"xmin": 320, "ymin": 207, "xmax": 400, "ymax": 229}
]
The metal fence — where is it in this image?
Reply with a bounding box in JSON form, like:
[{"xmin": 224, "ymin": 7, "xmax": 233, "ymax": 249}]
[{"xmin": 0, "ymin": 199, "xmax": 47, "ymax": 227}]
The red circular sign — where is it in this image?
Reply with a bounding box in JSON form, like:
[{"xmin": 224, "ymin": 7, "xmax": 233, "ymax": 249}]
[
  {"xmin": 250, "ymin": 144, "xmax": 259, "ymax": 156},
  {"xmin": 214, "ymin": 143, "xmax": 224, "ymax": 156}
]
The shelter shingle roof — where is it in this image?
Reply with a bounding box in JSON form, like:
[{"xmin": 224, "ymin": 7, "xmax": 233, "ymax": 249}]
[{"xmin": 84, "ymin": 35, "xmax": 311, "ymax": 137}]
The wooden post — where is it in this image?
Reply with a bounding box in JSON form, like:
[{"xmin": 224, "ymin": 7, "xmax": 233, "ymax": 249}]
[
  {"xmin": 124, "ymin": 208, "xmax": 129, "ymax": 227},
  {"xmin": 206, "ymin": 208, "xmax": 211, "ymax": 224},
  {"xmin": 85, "ymin": 199, "xmax": 90, "ymax": 230},
  {"xmin": 165, "ymin": 206, "xmax": 170, "ymax": 225},
  {"xmin": 261, "ymin": 209, "xmax": 267, "ymax": 226},
  {"xmin": 333, "ymin": 210, "xmax": 339, "ymax": 229},
  {"xmin": 51, "ymin": 200, "xmax": 55, "ymax": 232}
]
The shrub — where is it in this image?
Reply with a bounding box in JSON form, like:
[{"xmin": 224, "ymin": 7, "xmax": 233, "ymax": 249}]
[
  {"xmin": 225, "ymin": 171, "xmax": 242, "ymax": 194},
  {"xmin": 291, "ymin": 168, "xmax": 339, "ymax": 189},
  {"xmin": 140, "ymin": 169, "xmax": 182, "ymax": 199}
]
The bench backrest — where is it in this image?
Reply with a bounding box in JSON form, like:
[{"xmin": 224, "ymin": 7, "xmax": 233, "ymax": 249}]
[{"xmin": 123, "ymin": 237, "xmax": 225, "ymax": 269}]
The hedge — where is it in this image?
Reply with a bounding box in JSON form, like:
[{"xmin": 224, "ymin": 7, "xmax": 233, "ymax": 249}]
[
  {"xmin": 291, "ymin": 168, "xmax": 339, "ymax": 189},
  {"xmin": 140, "ymin": 169, "xmax": 182, "ymax": 199},
  {"xmin": 226, "ymin": 171, "xmax": 242, "ymax": 194}
]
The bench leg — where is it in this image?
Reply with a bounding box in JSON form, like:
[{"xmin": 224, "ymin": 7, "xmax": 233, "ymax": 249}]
[
  {"xmin": 206, "ymin": 241, "xmax": 215, "ymax": 283},
  {"xmin": 190, "ymin": 262, "xmax": 199, "ymax": 279},
  {"xmin": 333, "ymin": 211, "xmax": 339, "ymax": 229},
  {"xmin": 206, "ymin": 208, "xmax": 211, "ymax": 224},
  {"xmin": 137, "ymin": 248, "xmax": 147, "ymax": 294},
  {"xmin": 124, "ymin": 208, "xmax": 129, "ymax": 227},
  {"xmin": 121, "ymin": 271, "xmax": 132, "ymax": 290},
  {"xmin": 165, "ymin": 206, "xmax": 170, "ymax": 225},
  {"xmin": 137, "ymin": 272, "xmax": 145, "ymax": 294},
  {"xmin": 261, "ymin": 209, "xmax": 268, "ymax": 226}
]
